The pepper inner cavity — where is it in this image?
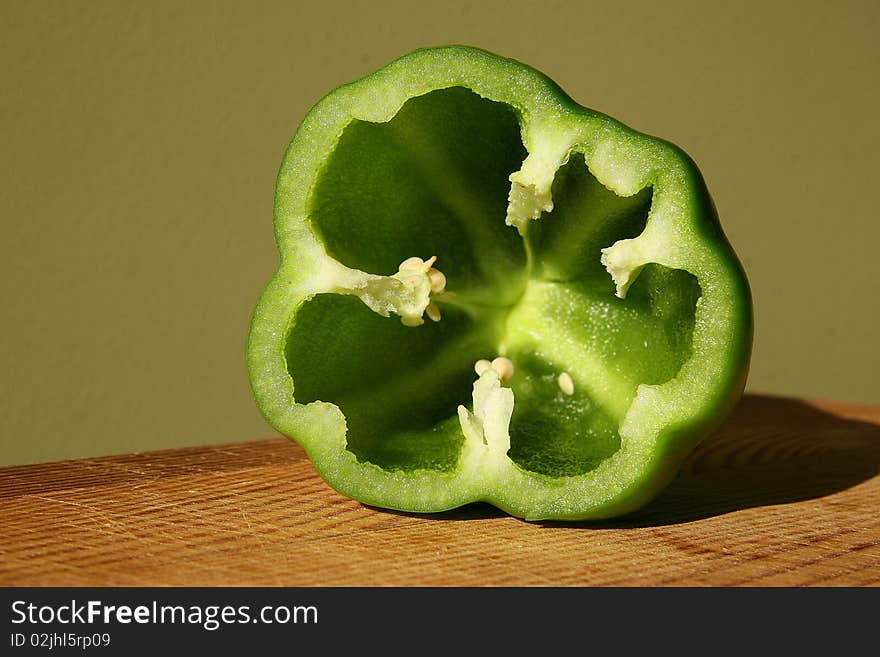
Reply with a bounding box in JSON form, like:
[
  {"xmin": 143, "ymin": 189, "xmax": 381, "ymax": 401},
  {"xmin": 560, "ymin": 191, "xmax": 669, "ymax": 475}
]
[
  {"xmin": 288, "ymin": 87, "xmax": 700, "ymax": 477},
  {"xmin": 307, "ymin": 86, "xmax": 529, "ymax": 308}
]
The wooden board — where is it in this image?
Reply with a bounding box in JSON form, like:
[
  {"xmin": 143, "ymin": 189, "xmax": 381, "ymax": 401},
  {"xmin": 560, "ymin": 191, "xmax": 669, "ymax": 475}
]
[{"xmin": 1, "ymin": 394, "xmax": 878, "ymax": 586}]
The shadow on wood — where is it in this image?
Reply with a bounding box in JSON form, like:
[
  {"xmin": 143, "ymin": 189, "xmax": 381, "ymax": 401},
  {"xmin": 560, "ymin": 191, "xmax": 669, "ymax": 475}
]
[
  {"xmin": 374, "ymin": 394, "xmax": 880, "ymax": 526},
  {"xmin": 7, "ymin": 394, "xmax": 876, "ymax": 531},
  {"xmin": 575, "ymin": 394, "xmax": 880, "ymax": 528}
]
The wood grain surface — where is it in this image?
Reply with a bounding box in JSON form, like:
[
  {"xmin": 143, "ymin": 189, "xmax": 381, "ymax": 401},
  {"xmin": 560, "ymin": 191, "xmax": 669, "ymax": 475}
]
[{"xmin": 1, "ymin": 394, "xmax": 878, "ymax": 586}]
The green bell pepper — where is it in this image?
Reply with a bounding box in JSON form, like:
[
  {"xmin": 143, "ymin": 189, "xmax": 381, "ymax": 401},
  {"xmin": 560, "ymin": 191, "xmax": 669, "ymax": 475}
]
[{"xmin": 247, "ymin": 46, "xmax": 752, "ymax": 521}]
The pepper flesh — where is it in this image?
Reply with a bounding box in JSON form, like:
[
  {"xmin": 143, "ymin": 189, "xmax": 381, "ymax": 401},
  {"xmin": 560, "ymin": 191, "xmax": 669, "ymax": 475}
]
[{"xmin": 247, "ymin": 46, "xmax": 753, "ymax": 521}]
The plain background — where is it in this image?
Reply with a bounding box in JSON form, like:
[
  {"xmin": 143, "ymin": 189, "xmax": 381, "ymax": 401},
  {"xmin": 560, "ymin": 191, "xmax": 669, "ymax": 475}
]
[{"xmin": 2, "ymin": 1, "xmax": 878, "ymax": 466}]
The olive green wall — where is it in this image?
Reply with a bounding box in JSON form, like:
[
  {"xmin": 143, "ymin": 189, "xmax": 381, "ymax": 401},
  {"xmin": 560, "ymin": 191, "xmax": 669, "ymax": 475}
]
[{"xmin": 2, "ymin": 1, "xmax": 878, "ymax": 466}]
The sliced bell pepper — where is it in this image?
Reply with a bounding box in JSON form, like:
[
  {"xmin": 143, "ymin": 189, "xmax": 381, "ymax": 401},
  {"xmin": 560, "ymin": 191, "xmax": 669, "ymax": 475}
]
[{"xmin": 247, "ymin": 46, "xmax": 753, "ymax": 521}]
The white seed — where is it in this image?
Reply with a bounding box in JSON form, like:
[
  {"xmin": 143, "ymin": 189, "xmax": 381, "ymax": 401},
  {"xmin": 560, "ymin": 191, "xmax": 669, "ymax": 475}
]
[
  {"xmin": 474, "ymin": 359, "xmax": 492, "ymax": 376},
  {"xmin": 398, "ymin": 256, "xmax": 424, "ymax": 272},
  {"xmin": 558, "ymin": 372, "xmax": 574, "ymax": 396},
  {"xmin": 396, "ymin": 256, "xmax": 445, "ymax": 325},
  {"xmin": 491, "ymin": 357, "xmax": 515, "ymax": 382},
  {"xmin": 427, "ymin": 268, "xmax": 446, "ymax": 293}
]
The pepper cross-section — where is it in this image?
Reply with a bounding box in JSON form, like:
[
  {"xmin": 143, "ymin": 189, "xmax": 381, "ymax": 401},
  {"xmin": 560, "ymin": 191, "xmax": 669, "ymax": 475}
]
[{"xmin": 247, "ymin": 46, "xmax": 753, "ymax": 521}]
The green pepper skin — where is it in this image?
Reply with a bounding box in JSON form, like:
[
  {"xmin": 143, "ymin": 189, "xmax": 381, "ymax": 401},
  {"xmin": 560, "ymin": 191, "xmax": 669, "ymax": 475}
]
[{"xmin": 247, "ymin": 46, "xmax": 752, "ymax": 521}]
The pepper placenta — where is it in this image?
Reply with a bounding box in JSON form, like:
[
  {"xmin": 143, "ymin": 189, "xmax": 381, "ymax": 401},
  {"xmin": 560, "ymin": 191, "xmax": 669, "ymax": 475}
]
[{"xmin": 247, "ymin": 46, "xmax": 752, "ymax": 521}]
